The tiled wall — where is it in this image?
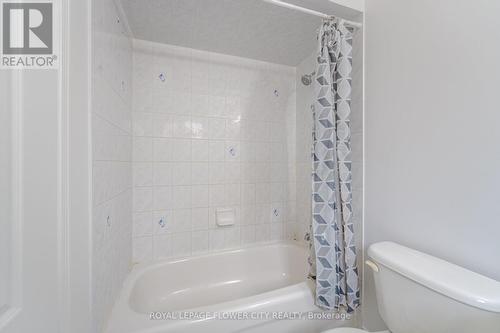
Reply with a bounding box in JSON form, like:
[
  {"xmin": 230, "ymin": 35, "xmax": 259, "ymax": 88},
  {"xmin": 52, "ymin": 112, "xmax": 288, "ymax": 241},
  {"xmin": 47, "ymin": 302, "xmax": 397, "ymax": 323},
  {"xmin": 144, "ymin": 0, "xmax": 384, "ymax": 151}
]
[
  {"xmin": 295, "ymin": 52, "xmax": 315, "ymax": 244},
  {"xmin": 295, "ymin": 32, "xmax": 364, "ymax": 255},
  {"xmin": 131, "ymin": 40, "xmax": 297, "ymax": 262},
  {"xmin": 92, "ymin": 0, "xmax": 133, "ymax": 331}
]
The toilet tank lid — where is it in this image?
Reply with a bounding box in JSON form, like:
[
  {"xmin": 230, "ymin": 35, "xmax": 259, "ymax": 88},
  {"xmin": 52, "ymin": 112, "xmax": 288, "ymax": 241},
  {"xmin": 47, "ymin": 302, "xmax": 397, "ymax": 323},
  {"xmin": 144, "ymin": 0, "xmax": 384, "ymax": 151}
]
[{"xmin": 368, "ymin": 241, "xmax": 500, "ymax": 313}]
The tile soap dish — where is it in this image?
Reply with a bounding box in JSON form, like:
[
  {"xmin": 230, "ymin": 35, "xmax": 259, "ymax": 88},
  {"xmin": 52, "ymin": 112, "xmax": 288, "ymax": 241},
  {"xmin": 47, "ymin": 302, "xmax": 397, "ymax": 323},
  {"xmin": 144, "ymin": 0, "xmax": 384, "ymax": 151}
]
[{"xmin": 216, "ymin": 208, "xmax": 235, "ymax": 226}]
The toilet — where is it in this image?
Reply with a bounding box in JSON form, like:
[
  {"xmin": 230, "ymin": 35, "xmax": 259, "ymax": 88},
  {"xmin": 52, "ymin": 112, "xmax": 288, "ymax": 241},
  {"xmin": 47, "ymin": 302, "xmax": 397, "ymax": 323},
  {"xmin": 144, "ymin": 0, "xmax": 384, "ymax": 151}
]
[{"xmin": 323, "ymin": 241, "xmax": 500, "ymax": 333}]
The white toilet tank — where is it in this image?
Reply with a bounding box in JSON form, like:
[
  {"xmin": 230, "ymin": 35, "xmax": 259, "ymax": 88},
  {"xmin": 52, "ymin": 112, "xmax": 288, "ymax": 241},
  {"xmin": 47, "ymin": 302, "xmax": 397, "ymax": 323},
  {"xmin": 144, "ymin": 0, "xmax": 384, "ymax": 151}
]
[{"xmin": 367, "ymin": 242, "xmax": 500, "ymax": 333}]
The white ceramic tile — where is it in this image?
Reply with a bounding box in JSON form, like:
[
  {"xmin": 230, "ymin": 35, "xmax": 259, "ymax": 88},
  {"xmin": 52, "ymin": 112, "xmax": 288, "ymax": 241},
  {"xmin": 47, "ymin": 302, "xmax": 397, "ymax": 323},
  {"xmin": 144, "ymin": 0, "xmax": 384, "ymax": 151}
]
[
  {"xmin": 224, "ymin": 227, "xmax": 240, "ymax": 248},
  {"xmin": 172, "ymin": 209, "xmax": 192, "ymax": 232},
  {"xmin": 239, "ymin": 142, "xmax": 256, "ymax": 162},
  {"xmin": 225, "ymin": 184, "xmax": 240, "ymax": 206},
  {"xmin": 153, "ymin": 138, "xmax": 172, "ymax": 161},
  {"xmin": 171, "ymin": 139, "xmax": 192, "ymax": 161},
  {"xmin": 255, "ymin": 121, "xmax": 270, "ymax": 142},
  {"xmin": 192, "ymin": 207, "xmax": 209, "ymax": 230},
  {"xmin": 172, "ymin": 186, "xmax": 192, "ymax": 209},
  {"xmin": 191, "ymin": 64, "xmax": 210, "ymax": 95},
  {"xmin": 191, "ymin": 117, "xmax": 209, "ymax": 139},
  {"xmin": 191, "ymin": 162, "xmax": 209, "ymax": 185},
  {"xmin": 191, "ymin": 185, "xmax": 209, "ymax": 208},
  {"xmin": 241, "ymin": 205, "xmax": 256, "ymax": 225},
  {"xmin": 285, "ymin": 201, "xmax": 297, "ymax": 222},
  {"xmin": 241, "ymin": 225, "xmax": 256, "ymax": 244},
  {"xmin": 191, "ymin": 94, "xmax": 209, "ymax": 116},
  {"xmin": 254, "ymin": 163, "xmax": 270, "ymax": 182},
  {"xmin": 270, "ymin": 163, "xmax": 287, "ymax": 182},
  {"xmin": 153, "ymin": 162, "xmax": 173, "ymax": 186},
  {"xmin": 225, "ymin": 96, "xmax": 241, "ymax": 120},
  {"xmin": 172, "ymin": 115, "xmax": 192, "ymax": 138},
  {"xmin": 133, "ymin": 187, "xmax": 152, "ymax": 212},
  {"xmin": 132, "ymin": 55, "xmax": 153, "ymax": 112},
  {"xmin": 225, "ymin": 118, "xmax": 241, "ymax": 139},
  {"xmin": 208, "ymin": 118, "xmax": 226, "ymax": 139},
  {"xmin": 172, "ymin": 162, "xmax": 192, "ymax": 185},
  {"xmin": 240, "ymin": 164, "xmax": 256, "ymax": 183},
  {"xmin": 225, "ymin": 163, "xmax": 240, "ymax": 184},
  {"xmin": 209, "ymin": 162, "xmax": 225, "ymax": 184},
  {"xmin": 209, "ymin": 229, "xmax": 225, "ymax": 251},
  {"xmin": 133, "ymin": 162, "xmax": 152, "ymax": 187},
  {"xmin": 269, "ymin": 142, "xmax": 285, "ymax": 162},
  {"xmin": 269, "ymin": 123, "xmax": 285, "ymax": 143},
  {"xmin": 209, "ymin": 184, "xmax": 225, "ymax": 207},
  {"xmin": 133, "ymin": 212, "xmax": 152, "ymax": 236},
  {"xmin": 270, "ymin": 223, "xmax": 284, "ymax": 240},
  {"xmin": 133, "ymin": 236, "xmax": 153, "ymax": 262},
  {"xmin": 153, "ymin": 233, "xmax": 172, "ymax": 259},
  {"xmin": 255, "ymin": 142, "xmax": 271, "ymax": 162},
  {"xmin": 191, "ymin": 230, "xmax": 209, "ymax": 254},
  {"xmin": 171, "ymin": 232, "xmax": 192, "ymax": 257},
  {"xmin": 255, "ymin": 204, "xmax": 271, "ymax": 224},
  {"xmin": 208, "ymin": 65, "xmax": 227, "ymax": 96},
  {"xmin": 255, "ymin": 224, "xmax": 270, "ymax": 242},
  {"xmin": 255, "ymin": 183, "xmax": 271, "ymax": 204},
  {"xmin": 93, "ymin": 114, "xmax": 131, "ymax": 162},
  {"xmin": 241, "ymin": 183, "xmax": 256, "ymax": 205},
  {"xmin": 152, "ymin": 113, "xmax": 173, "ymax": 137},
  {"xmin": 92, "ymin": 161, "xmax": 130, "ymax": 205},
  {"xmin": 208, "ymin": 140, "xmax": 225, "ymax": 162},
  {"xmin": 269, "ymin": 182, "xmax": 285, "ymax": 202},
  {"xmin": 133, "ymin": 113, "xmax": 153, "ymax": 137},
  {"xmin": 208, "ymin": 95, "xmax": 226, "ymax": 118},
  {"xmin": 153, "ymin": 186, "xmax": 173, "ymax": 210},
  {"xmin": 191, "ymin": 139, "xmax": 209, "ymax": 161},
  {"xmin": 133, "ymin": 137, "xmax": 152, "ymax": 162}
]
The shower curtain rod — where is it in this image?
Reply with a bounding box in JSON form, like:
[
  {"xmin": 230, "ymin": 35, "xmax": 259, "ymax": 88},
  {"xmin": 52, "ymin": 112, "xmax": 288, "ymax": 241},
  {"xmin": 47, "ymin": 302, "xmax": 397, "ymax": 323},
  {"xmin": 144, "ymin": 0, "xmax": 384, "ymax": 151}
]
[{"xmin": 261, "ymin": 0, "xmax": 362, "ymax": 29}]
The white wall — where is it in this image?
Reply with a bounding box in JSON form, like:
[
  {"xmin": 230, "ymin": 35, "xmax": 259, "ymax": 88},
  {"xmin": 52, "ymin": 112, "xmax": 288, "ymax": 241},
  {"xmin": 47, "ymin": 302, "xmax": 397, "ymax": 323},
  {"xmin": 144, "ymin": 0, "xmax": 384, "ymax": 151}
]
[
  {"xmin": 364, "ymin": 0, "xmax": 500, "ymax": 329},
  {"xmin": 131, "ymin": 40, "xmax": 297, "ymax": 262},
  {"xmin": 91, "ymin": 0, "xmax": 133, "ymax": 331},
  {"xmin": 328, "ymin": 0, "xmax": 365, "ymax": 14},
  {"xmin": 0, "ymin": 71, "xmax": 11, "ymax": 315}
]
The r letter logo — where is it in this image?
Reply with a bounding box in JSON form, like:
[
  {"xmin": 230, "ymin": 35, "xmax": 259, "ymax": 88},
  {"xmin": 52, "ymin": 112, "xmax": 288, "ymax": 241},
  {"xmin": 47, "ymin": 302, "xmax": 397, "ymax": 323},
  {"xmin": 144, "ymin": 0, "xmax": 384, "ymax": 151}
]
[{"xmin": 1, "ymin": 1, "xmax": 58, "ymax": 69}]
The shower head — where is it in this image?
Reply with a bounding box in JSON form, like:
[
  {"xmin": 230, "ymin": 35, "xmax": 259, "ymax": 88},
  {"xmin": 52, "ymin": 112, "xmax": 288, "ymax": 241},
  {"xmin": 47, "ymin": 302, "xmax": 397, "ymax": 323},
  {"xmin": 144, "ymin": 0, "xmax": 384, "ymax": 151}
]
[{"xmin": 301, "ymin": 71, "xmax": 315, "ymax": 86}]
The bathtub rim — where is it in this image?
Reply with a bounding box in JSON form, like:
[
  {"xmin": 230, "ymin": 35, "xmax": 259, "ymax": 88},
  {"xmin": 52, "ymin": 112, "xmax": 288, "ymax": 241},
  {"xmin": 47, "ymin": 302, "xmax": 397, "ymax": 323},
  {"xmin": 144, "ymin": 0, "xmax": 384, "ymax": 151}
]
[
  {"xmin": 105, "ymin": 240, "xmax": 312, "ymax": 332},
  {"xmin": 129, "ymin": 240, "xmax": 307, "ymax": 279}
]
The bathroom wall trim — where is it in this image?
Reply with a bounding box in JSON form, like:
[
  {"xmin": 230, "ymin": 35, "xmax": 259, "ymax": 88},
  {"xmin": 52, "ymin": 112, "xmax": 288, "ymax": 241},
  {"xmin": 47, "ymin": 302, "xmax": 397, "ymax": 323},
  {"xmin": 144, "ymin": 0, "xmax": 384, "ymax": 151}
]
[{"xmin": 61, "ymin": 0, "xmax": 93, "ymax": 332}]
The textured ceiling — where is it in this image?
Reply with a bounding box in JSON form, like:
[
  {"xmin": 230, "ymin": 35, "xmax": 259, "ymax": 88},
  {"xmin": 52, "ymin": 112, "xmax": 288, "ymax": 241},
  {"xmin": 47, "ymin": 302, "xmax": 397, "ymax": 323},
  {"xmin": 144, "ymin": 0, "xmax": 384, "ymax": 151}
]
[{"xmin": 120, "ymin": 0, "xmax": 361, "ymax": 66}]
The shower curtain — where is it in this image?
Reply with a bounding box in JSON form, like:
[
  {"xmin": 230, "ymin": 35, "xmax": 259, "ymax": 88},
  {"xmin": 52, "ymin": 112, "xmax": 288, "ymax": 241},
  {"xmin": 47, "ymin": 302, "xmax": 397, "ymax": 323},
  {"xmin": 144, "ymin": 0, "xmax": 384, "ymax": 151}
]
[{"xmin": 309, "ymin": 19, "xmax": 359, "ymax": 313}]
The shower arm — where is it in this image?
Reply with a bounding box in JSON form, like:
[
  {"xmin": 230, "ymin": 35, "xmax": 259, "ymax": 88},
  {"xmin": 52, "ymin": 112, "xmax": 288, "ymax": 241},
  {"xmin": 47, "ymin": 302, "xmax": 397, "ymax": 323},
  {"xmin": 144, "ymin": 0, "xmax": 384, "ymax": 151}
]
[{"xmin": 261, "ymin": 0, "xmax": 362, "ymax": 29}]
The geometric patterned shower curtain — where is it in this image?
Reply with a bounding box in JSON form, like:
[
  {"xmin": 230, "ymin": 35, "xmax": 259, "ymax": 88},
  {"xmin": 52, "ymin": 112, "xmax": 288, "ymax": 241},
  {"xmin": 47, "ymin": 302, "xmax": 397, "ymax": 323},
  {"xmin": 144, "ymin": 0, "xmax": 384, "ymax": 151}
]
[{"xmin": 309, "ymin": 18, "xmax": 360, "ymax": 313}]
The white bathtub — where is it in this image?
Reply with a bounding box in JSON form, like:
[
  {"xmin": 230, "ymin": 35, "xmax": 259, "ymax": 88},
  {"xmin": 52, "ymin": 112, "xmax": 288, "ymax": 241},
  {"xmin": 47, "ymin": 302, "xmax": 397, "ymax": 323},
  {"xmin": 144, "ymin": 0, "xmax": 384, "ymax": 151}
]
[{"xmin": 105, "ymin": 241, "xmax": 355, "ymax": 333}]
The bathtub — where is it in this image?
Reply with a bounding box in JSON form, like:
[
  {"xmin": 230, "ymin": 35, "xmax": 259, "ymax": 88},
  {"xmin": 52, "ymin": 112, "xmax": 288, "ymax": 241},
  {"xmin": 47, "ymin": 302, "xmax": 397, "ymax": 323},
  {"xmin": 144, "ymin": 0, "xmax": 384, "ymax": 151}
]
[{"xmin": 105, "ymin": 241, "xmax": 355, "ymax": 333}]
